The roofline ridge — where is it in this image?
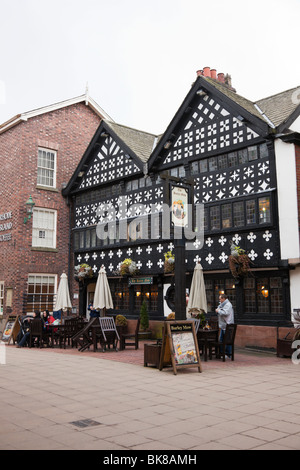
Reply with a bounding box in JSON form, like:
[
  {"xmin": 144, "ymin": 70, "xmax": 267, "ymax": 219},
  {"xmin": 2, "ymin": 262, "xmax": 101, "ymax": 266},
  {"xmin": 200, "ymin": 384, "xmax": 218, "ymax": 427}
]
[
  {"xmin": 106, "ymin": 120, "xmax": 158, "ymax": 138},
  {"xmin": 255, "ymin": 85, "xmax": 300, "ymax": 104},
  {"xmin": 0, "ymin": 94, "xmax": 114, "ymax": 133}
]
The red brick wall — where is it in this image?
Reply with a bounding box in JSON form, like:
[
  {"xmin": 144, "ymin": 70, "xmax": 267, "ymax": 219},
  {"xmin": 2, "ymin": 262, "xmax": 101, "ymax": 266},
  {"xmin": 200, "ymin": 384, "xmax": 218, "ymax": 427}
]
[{"xmin": 0, "ymin": 102, "xmax": 101, "ymax": 316}]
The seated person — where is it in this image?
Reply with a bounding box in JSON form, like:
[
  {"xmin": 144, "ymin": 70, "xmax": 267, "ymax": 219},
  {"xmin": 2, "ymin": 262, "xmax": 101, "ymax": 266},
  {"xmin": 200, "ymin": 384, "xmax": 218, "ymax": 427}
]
[
  {"xmin": 17, "ymin": 311, "xmax": 40, "ymax": 348},
  {"xmin": 53, "ymin": 310, "xmax": 62, "ymax": 321},
  {"xmin": 88, "ymin": 302, "xmax": 100, "ymax": 318}
]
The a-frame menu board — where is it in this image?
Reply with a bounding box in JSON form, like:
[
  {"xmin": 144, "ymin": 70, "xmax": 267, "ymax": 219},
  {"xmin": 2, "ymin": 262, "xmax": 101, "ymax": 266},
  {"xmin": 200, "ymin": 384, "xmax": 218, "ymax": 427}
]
[
  {"xmin": 159, "ymin": 320, "xmax": 202, "ymax": 375},
  {"xmin": 1, "ymin": 315, "xmax": 20, "ymax": 344}
]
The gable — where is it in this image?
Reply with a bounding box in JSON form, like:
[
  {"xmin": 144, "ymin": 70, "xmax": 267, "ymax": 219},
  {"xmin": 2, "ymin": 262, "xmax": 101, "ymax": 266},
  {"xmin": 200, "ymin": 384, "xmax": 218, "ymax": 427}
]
[
  {"xmin": 78, "ymin": 134, "xmax": 141, "ymax": 191},
  {"xmin": 159, "ymin": 91, "xmax": 261, "ymax": 169}
]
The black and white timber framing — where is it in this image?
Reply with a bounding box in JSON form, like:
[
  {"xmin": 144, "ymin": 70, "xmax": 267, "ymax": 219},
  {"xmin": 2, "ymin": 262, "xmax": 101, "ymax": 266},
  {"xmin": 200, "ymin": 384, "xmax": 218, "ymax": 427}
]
[{"xmin": 63, "ymin": 75, "xmax": 300, "ymax": 326}]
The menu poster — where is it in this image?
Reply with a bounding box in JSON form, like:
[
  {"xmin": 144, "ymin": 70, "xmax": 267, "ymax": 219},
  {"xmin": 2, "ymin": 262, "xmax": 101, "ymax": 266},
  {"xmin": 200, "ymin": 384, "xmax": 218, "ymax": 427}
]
[
  {"xmin": 171, "ymin": 324, "xmax": 197, "ymax": 365},
  {"xmin": 159, "ymin": 320, "xmax": 202, "ymax": 375},
  {"xmin": 1, "ymin": 315, "xmax": 20, "ymax": 343}
]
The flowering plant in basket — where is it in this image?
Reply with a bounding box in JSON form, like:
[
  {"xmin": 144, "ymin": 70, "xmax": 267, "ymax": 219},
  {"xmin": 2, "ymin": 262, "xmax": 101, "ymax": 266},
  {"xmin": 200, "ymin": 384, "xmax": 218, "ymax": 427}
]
[
  {"xmin": 228, "ymin": 243, "xmax": 252, "ymax": 279},
  {"xmin": 164, "ymin": 251, "xmax": 175, "ymax": 273},
  {"xmin": 74, "ymin": 263, "xmax": 93, "ymax": 281},
  {"xmin": 119, "ymin": 258, "xmax": 138, "ymax": 276}
]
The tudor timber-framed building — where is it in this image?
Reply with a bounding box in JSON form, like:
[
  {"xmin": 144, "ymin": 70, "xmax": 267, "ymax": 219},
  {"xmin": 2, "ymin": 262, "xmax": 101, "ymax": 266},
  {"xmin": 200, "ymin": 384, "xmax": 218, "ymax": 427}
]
[{"xmin": 63, "ymin": 68, "xmax": 300, "ymax": 327}]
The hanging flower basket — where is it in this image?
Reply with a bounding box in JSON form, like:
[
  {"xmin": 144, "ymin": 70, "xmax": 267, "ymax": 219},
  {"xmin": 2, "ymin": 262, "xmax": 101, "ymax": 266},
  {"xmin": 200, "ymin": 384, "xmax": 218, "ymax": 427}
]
[
  {"xmin": 119, "ymin": 258, "xmax": 138, "ymax": 277},
  {"xmin": 164, "ymin": 251, "xmax": 175, "ymax": 273},
  {"xmin": 228, "ymin": 243, "xmax": 252, "ymax": 279},
  {"xmin": 74, "ymin": 263, "xmax": 93, "ymax": 282}
]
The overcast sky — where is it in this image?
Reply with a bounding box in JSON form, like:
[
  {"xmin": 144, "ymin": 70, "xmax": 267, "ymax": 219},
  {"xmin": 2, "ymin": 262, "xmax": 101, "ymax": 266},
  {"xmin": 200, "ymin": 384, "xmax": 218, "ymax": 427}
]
[{"xmin": 1, "ymin": 0, "xmax": 299, "ymax": 135}]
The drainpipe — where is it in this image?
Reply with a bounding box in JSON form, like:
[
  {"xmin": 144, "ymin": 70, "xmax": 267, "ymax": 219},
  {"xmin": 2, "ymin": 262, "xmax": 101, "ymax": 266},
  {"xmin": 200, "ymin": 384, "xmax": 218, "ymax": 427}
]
[{"xmin": 67, "ymin": 195, "xmax": 72, "ymax": 302}]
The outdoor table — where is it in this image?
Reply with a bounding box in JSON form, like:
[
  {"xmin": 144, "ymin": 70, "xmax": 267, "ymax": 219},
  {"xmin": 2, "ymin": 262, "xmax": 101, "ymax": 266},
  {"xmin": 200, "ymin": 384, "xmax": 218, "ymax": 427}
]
[
  {"xmin": 197, "ymin": 329, "xmax": 219, "ymax": 361},
  {"xmin": 43, "ymin": 323, "xmax": 64, "ymax": 347}
]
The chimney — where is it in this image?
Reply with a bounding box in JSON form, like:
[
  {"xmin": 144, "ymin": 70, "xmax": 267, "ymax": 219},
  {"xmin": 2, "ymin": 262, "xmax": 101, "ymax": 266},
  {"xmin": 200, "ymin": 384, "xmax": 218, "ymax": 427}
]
[
  {"xmin": 203, "ymin": 67, "xmax": 211, "ymax": 78},
  {"xmin": 196, "ymin": 67, "xmax": 236, "ymax": 92},
  {"xmin": 217, "ymin": 72, "xmax": 225, "ymax": 84},
  {"xmin": 210, "ymin": 69, "xmax": 217, "ymax": 80}
]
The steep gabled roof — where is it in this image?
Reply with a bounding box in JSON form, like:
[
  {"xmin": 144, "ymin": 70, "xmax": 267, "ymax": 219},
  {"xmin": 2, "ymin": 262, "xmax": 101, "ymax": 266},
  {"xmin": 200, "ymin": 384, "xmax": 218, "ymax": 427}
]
[
  {"xmin": 148, "ymin": 75, "xmax": 271, "ymax": 171},
  {"xmin": 205, "ymin": 77, "xmax": 265, "ymax": 122},
  {"xmin": 0, "ymin": 93, "xmax": 114, "ymax": 134},
  {"xmin": 255, "ymin": 87, "xmax": 300, "ymax": 131},
  {"xmin": 105, "ymin": 121, "xmax": 158, "ymax": 163},
  {"xmin": 62, "ymin": 120, "xmax": 158, "ymax": 196}
]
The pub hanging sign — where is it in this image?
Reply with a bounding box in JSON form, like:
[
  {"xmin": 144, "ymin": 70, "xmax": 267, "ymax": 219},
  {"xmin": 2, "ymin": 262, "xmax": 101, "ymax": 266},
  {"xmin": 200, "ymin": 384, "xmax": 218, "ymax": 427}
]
[{"xmin": 171, "ymin": 185, "xmax": 189, "ymax": 228}]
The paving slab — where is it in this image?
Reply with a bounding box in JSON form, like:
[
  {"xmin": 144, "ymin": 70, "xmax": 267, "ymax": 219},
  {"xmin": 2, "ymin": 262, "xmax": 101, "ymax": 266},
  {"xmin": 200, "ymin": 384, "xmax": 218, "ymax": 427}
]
[{"xmin": 0, "ymin": 343, "xmax": 299, "ymax": 451}]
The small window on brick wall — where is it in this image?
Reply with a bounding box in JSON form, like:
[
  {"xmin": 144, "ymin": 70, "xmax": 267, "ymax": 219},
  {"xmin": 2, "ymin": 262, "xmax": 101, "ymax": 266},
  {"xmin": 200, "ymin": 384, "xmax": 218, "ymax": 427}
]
[
  {"xmin": 32, "ymin": 208, "xmax": 57, "ymax": 249},
  {"xmin": 37, "ymin": 148, "xmax": 56, "ymax": 188}
]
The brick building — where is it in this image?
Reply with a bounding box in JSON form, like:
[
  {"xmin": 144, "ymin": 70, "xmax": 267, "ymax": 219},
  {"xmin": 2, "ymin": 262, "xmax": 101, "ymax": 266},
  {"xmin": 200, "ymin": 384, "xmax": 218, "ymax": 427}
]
[{"xmin": 0, "ymin": 93, "xmax": 112, "ymax": 318}]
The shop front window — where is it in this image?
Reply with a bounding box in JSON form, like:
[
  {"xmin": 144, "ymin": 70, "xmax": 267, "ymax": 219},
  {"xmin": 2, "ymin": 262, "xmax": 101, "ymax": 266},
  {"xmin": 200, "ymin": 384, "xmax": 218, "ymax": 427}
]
[
  {"xmin": 244, "ymin": 276, "xmax": 283, "ymax": 314},
  {"xmin": 205, "ymin": 278, "xmax": 236, "ymax": 313},
  {"xmin": 112, "ymin": 282, "xmax": 129, "ymax": 311},
  {"xmin": 134, "ymin": 285, "xmax": 158, "ymax": 312}
]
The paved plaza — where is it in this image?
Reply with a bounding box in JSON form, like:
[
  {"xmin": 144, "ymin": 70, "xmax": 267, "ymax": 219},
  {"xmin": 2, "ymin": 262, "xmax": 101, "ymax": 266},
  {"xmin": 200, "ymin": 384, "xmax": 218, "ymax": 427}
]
[{"xmin": 0, "ymin": 343, "xmax": 300, "ymax": 451}]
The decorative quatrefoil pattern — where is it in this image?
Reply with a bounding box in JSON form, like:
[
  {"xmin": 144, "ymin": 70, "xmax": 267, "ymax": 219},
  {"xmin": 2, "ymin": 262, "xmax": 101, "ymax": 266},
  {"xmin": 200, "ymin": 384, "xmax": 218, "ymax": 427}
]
[
  {"xmin": 79, "ymin": 136, "xmax": 140, "ymax": 190},
  {"xmin": 76, "ymin": 230, "xmax": 277, "ymax": 275},
  {"xmin": 162, "ymin": 94, "xmax": 259, "ymax": 166}
]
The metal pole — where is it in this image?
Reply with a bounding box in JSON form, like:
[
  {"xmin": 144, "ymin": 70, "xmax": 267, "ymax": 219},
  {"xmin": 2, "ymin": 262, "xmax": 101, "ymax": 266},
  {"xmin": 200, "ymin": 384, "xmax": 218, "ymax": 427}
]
[{"xmin": 174, "ymin": 237, "xmax": 186, "ymax": 320}]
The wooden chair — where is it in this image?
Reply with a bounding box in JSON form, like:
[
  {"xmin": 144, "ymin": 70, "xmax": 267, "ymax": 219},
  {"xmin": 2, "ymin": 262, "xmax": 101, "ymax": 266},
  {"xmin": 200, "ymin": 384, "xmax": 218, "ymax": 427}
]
[
  {"xmin": 29, "ymin": 319, "xmax": 47, "ymax": 348},
  {"xmin": 120, "ymin": 318, "xmax": 140, "ymax": 350},
  {"xmin": 208, "ymin": 323, "xmax": 237, "ymax": 361},
  {"xmin": 59, "ymin": 318, "xmax": 83, "ymax": 349},
  {"xmin": 191, "ymin": 318, "xmax": 201, "ymax": 334},
  {"xmin": 72, "ymin": 318, "xmax": 97, "ymax": 352},
  {"xmin": 96, "ymin": 317, "xmax": 120, "ymax": 352}
]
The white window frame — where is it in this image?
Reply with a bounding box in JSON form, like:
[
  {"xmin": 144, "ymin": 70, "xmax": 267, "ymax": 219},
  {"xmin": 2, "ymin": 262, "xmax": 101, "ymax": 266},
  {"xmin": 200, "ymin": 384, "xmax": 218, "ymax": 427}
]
[
  {"xmin": 0, "ymin": 282, "xmax": 4, "ymax": 315},
  {"xmin": 27, "ymin": 274, "xmax": 57, "ymax": 314},
  {"xmin": 37, "ymin": 147, "xmax": 57, "ymax": 188},
  {"xmin": 32, "ymin": 208, "xmax": 57, "ymax": 249}
]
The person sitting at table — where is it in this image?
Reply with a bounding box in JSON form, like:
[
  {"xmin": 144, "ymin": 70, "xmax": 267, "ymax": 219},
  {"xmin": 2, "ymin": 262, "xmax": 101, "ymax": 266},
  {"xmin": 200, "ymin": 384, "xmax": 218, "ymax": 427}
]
[
  {"xmin": 48, "ymin": 311, "xmax": 55, "ymax": 324},
  {"xmin": 88, "ymin": 302, "xmax": 100, "ymax": 318},
  {"xmin": 17, "ymin": 311, "xmax": 40, "ymax": 348},
  {"xmin": 53, "ymin": 309, "xmax": 62, "ymax": 321}
]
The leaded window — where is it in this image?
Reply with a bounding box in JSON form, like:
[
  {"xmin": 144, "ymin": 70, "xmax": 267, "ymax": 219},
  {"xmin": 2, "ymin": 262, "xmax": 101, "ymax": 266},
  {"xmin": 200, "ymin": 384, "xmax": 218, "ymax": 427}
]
[{"xmin": 244, "ymin": 277, "xmax": 283, "ymax": 314}]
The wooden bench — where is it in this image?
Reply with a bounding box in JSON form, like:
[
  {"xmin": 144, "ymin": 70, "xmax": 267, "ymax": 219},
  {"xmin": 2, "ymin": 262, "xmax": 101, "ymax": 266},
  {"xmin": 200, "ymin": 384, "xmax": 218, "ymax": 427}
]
[{"xmin": 276, "ymin": 325, "xmax": 296, "ymax": 357}]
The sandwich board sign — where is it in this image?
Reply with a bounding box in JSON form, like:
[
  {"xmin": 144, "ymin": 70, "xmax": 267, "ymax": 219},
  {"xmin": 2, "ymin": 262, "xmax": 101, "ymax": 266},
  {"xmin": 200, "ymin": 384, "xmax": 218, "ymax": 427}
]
[
  {"xmin": 1, "ymin": 315, "xmax": 20, "ymax": 344},
  {"xmin": 159, "ymin": 320, "xmax": 202, "ymax": 375}
]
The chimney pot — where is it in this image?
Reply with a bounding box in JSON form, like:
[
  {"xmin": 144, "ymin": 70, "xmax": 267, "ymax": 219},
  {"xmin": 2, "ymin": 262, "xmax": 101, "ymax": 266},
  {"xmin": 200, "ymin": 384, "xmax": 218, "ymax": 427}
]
[
  {"xmin": 203, "ymin": 67, "xmax": 211, "ymax": 78},
  {"xmin": 217, "ymin": 72, "xmax": 225, "ymax": 83},
  {"xmin": 211, "ymin": 69, "xmax": 217, "ymax": 80},
  {"xmin": 196, "ymin": 70, "xmax": 204, "ymax": 77}
]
